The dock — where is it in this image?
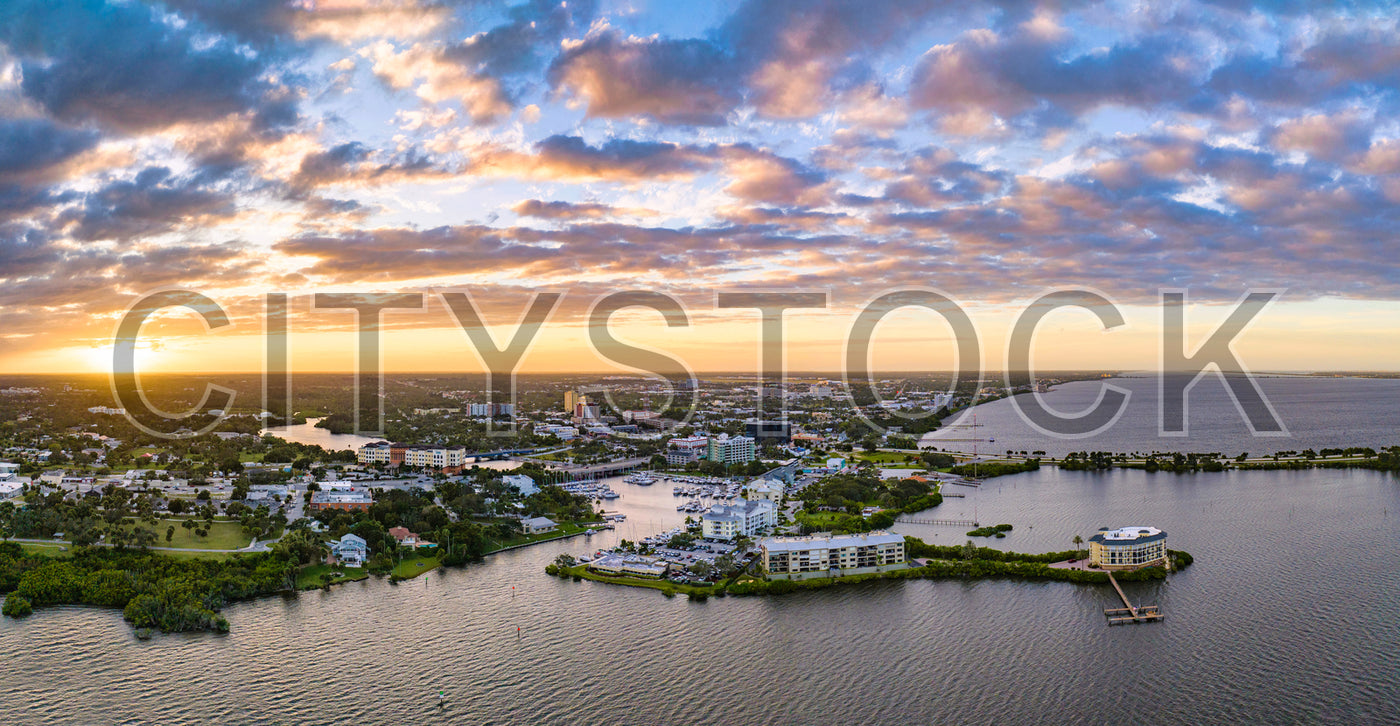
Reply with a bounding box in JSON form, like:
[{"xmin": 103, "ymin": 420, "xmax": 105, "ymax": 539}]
[
  {"xmin": 895, "ymin": 517, "xmax": 979, "ymax": 528},
  {"xmin": 1103, "ymin": 571, "xmax": 1164, "ymax": 625}
]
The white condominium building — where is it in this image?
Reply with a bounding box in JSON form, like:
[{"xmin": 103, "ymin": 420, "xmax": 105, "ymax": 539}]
[
  {"xmin": 759, "ymin": 531, "xmax": 906, "ymax": 575},
  {"xmin": 707, "ymin": 434, "xmax": 755, "ymax": 465},
  {"xmin": 701, "ymin": 498, "xmax": 776, "ymax": 540}
]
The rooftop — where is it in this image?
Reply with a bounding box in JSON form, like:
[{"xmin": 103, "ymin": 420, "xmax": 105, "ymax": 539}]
[
  {"xmin": 1090, "ymin": 526, "xmax": 1167, "ymax": 545},
  {"xmin": 760, "ymin": 531, "xmax": 905, "ymax": 552}
]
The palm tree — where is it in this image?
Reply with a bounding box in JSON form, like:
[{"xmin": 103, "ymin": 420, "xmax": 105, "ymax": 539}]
[{"xmin": 1072, "ymin": 535, "xmax": 1084, "ymax": 556}]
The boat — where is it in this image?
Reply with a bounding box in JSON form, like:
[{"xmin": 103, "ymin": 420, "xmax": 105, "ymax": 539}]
[{"xmin": 625, "ymin": 474, "xmax": 655, "ymax": 485}]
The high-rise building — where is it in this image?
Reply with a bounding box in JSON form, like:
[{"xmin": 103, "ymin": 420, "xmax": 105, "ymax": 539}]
[
  {"xmin": 706, "ymin": 434, "xmax": 756, "ymax": 464},
  {"xmin": 746, "ymin": 419, "xmax": 791, "ymax": 444}
]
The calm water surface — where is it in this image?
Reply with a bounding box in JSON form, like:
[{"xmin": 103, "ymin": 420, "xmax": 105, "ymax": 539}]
[
  {"xmin": 260, "ymin": 417, "xmax": 385, "ymax": 452},
  {"xmin": 924, "ymin": 374, "xmax": 1400, "ymax": 457},
  {"xmin": 5, "ymin": 465, "xmax": 1399, "ymax": 725}
]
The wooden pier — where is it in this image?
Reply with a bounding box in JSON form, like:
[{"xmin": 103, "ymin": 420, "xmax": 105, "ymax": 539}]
[
  {"xmin": 1103, "ymin": 571, "xmax": 1163, "ymax": 625},
  {"xmin": 895, "ymin": 517, "xmax": 979, "ymax": 528}
]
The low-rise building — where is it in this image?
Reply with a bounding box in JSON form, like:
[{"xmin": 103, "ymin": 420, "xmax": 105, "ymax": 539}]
[
  {"xmin": 665, "ymin": 435, "xmax": 709, "ymax": 466},
  {"xmin": 388, "ymin": 526, "xmax": 434, "ymax": 549},
  {"xmin": 401, "ymin": 444, "xmax": 467, "ymax": 472},
  {"xmin": 759, "ymin": 531, "xmax": 906, "ymax": 577},
  {"xmin": 310, "ymin": 489, "xmax": 374, "ymax": 511},
  {"xmin": 589, "ymin": 553, "xmax": 670, "ymax": 579},
  {"xmin": 503, "ymin": 474, "xmax": 538, "ymax": 496},
  {"xmin": 521, "ymin": 516, "xmax": 557, "ymax": 535},
  {"xmin": 701, "ymin": 499, "xmax": 775, "ymax": 540},
  {"xmin": 742, "ymin": 478, "xmax": 783, "ymax": 502},
  {"xmin": 1088, "ymin": 526, "xmax": 1169, "ymax": 570},
  {"xmin": 332, "ymin": 533, "xmax": 368, "ymax": 567}
]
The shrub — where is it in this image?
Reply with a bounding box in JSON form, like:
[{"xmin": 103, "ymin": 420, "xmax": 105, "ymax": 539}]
[{"xmin": 3, "ymin": 594, "xmax": 33, "ymax": 618}]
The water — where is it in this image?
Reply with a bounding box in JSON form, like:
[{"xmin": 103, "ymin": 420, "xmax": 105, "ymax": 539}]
[
  {"xmin": 922, "ymin": 374, "xmax": 1400, "ymax": 457},
  {"xmin": 5, "ymin": 468, "xmax": 1399, "ymax": 725},
  {"xmin": 260, "ymin": 418, "xmax": 385, "ymax": 451}
]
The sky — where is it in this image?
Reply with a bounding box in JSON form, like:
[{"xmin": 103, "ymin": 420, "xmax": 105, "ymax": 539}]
[{"xmin": 1, "ymin": 0, "xmax": 1399, "ymax": 374}]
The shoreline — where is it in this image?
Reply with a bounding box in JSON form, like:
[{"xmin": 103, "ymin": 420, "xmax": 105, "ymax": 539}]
[{"xmin": 549, "ymin": 545, "xmax": 1195, "ymax": 599}]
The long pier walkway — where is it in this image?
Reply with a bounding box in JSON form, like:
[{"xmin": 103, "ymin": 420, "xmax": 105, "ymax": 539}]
[
  {"xmin": 895, "ymin": 517, "xmax": 979, "ymax": 528},
  {"xmin": 1104, "ymin": 571, "xmax": 1164, "ymax": 625}
]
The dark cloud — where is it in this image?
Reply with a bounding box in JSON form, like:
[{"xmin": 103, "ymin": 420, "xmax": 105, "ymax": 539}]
[
  {"xmin": 0, "ymin": 119, "xmax": 100, "ymax": 179},
  {"xmin": 547, "ymin": 31, "xmax": 741, "ymax": 125},
  {"xmin": 0, "ymin": 0, "xmax": 289, "ymax": 133},
  {"xmin": 526, "ymin": 135, "xmax": 715, "ymax": 179},
  {"xmin": 57, "ymin": 166, "xmax": 237, "ymax": 242},
  {"xmin": 548, "ymin": 0, "xmax": 965, "ymax": 123}
]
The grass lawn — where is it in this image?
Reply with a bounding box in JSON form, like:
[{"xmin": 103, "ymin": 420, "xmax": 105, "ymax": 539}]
[
  {"xmin": 296, "ymin": 564, "xmax": 370, "ymax": 589},
  {"xmin": 159, "ymin": 549, "xmax": 237, "ymax": 562},
  {"xmin": 19, "ymin": 542, "xmax": 71, "ymax": 557},
  {"xmin": 237, "ymin": 452, "xmax": 265, "ymax": 463},
  {"xmin": 134, "ymin": 518, "xmax": 253, "ymax": 550},
  {"xmin": 564, "ymin": 565, "xmax": 718, "ymax": 596},
  {"xmin": 795, "ymin": 510, "xmax": 859, "ymax": 529},
  {"xmin": 16, "ymin": 541, "xmax": 236, "ymax": 561},
  {"xmin": 487, "ymin": 523, "xmax": 588, "ymax": 552},
  {"xmin": 390, "ymin": 555, "xmax": 440, "ymax": 579},
  {"xmin": 854, "ymin": 451, "xmax": 922, "ymax": 465}
]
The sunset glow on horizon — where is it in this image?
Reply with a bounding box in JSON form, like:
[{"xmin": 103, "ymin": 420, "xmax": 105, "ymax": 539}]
[{"xmin": 3, "ymin": 1, "xmax": 1399, "ymax": 375}]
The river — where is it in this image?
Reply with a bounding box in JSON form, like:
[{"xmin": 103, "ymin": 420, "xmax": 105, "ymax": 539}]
[
  {"xmin": 259, "ymin": 418, "xmax": 385, "ymax": 452},
  {"xmin": 922, "ymin": 374, "xmax": 1400, "ymax": 458},
  {"xmin": 4, "ymin": 463, "xmax": 1399, "ymax": 725}
]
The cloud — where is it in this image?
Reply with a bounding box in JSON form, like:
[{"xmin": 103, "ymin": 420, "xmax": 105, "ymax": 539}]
[
  {"xmin": 56, "ymin": 166, "xmax": 238, "ymax": 242},
  {"xmin": 548, "ymin": 29, "xmax": 740, "ymax": 125},
  {"xmin": 0, "ymin": 0, "xmax": 292, "ymax": 133},
  {"xmin": 909, "ymin": 25, "xmax": 1202, "ymax": 134},
  {"xmin": 363, "ymin": 0, "xmax": 596, "ymax": 124},
  {"xmin": 512, "ymin": 199, "xmax": 659, "ymax": 220},
  {"xmin": 0, "ymin": 118, "xmax": 100, "ymax": 181}
]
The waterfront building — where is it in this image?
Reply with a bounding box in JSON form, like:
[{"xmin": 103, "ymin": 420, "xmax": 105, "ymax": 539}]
[
  {"xmin": 388, "ymin": 526, "xmax": 434, "ymax": 549},
  {"xmin": 665, "ymin": 435, "xmax": 709, "ymax": 466},
  {"xmin": 589, "ymin": 553, "xmax": 669, "ymax": 579},
  {"xmin": 742, "ymin": 478, "xmax": 783, "ymax": 502},
  {"xmin": 701, "ymin": 499, "xmax": 775, "ymax": 540},
  {"xmin": 706, "ymin": 434, "xmax": 756, "ymax": 465},
  {"xmin": 1088, "ymin": 526, "xmax": 1169, "ymax": 570},
  {"xmin": 521, "ymin": 516, "xmax": 558, "ymax": 535},
  {"xmin": 332, "ymin": 534, "xmax": 368, "ymax": 567},
  {"xmin": 310, "ymin": 489, "xmax": 374, "ymax": 512},
  {"xmin": 759, "ymin": 531, "xmax": 906, "ymax": 577}
]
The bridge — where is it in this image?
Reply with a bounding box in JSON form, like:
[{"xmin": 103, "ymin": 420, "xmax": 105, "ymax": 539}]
[
  {"xmin": 466, "ymin": 448, "xmax": 542, "ymax": 461},
  {"xmin": 895, "ymin": 517, "xmax": 979, "ymax": 528},
  {"xmin": 518, "ymin": 456, "xmax": 651, "ymax": 480}
]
